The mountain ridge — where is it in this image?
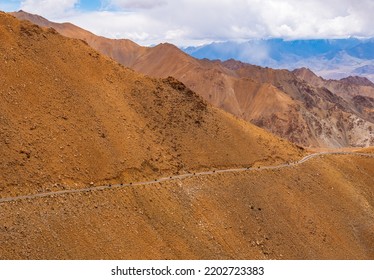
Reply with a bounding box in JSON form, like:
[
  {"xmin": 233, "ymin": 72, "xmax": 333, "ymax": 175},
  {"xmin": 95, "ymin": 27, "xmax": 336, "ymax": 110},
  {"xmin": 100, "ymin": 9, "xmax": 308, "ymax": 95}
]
[{"xmin": 183, "ymin": 38, "xmax": 374, "ymax": 82}]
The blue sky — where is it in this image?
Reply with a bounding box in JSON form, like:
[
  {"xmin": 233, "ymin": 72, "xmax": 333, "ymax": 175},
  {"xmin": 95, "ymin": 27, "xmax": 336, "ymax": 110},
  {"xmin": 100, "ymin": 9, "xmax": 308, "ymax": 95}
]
[
  {"xmin": 0, "ymin": 0, "xmax": 104, "ymax": 13},
  {"xmin": 1, "ymin": 0, "xmax": 374, "ymax": 46},
  {"xmin": 78, "ymin": 0, "xmax": 101, "ymax": 10}
]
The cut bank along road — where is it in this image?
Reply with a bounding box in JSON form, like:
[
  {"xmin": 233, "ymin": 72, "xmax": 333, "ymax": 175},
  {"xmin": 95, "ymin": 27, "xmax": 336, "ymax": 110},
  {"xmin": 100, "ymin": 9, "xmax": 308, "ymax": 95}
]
[{"xmin": 0, "ymin": 152, "xmax": 373, "ymax": 204}]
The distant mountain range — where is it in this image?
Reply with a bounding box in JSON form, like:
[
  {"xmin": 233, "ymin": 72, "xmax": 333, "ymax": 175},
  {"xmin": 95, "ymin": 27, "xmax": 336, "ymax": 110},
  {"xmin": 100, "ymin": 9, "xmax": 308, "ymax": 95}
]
[{"xmin": 183, "ymin": 39, "xmax": 374, "ymax": 82}]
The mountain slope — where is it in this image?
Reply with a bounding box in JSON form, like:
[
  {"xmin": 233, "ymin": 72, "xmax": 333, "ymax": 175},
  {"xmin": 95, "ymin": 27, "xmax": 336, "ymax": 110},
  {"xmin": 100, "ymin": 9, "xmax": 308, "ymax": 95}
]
[
  {"xmin": 1, "ymin": 153, "xmax": 373, "ymax": 259},
  {"xmin": 0, "ymin": 12, "xmax": 304, "ymax": 198},
  {"xmin": 11, "ymin": 11, "xmax": 373, "ymax": 148},
  {"xmin": 1, "ymin": 11, "xmax": 374, "ymax": 261},
  {"xmin": 12, "ymin": 10, "xmax": 147, "ymax": 66},
  {"xmin": 293, "ymin": 67, "xmax": 374, "ymax": 122}
]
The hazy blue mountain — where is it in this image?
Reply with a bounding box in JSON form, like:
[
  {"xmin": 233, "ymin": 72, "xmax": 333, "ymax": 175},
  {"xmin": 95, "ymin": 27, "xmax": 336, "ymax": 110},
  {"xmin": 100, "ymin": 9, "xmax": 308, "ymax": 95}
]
[
  {"xmin": 182, "ymin": 38, "xmax": 374, "ymax": 81},
  {"xmin": 354, "ymin": 65, "xmax": 374, "ymax": 75},
  {"xmin": 183, "ymin": 39, "xmax": 362, "ymax": 61},
  {"xmin": 347, "ymin": 40, "xmax": 374, "ymax": 60}
]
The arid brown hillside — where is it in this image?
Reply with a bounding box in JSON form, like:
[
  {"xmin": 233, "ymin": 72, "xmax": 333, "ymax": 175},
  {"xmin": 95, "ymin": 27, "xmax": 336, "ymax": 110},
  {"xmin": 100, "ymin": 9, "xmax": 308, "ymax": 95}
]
[
  {"xmin": 12, "ymin": 11, "xmax": 373, "ymax": 148},
  {"xmin": 1, "ymin": 153, "xmax": 373, "ymax": 259},
  {"xmin": 12, "ymin": 10, "xmax": 148, "ymax": 66},
  {"xmin": 293, "ymin": 67, "xmax": 374, "ymax": 122},
  {"xmin": 1, "ymin": 12, "xmax": 374, "ymax": 260},
  {"xmin": 294, "ymin": 68, "xmax": 374, "ymax": 99},
  {"xmin": 0, "ymin": 12, "xmax": 304, "ymax": 198}
]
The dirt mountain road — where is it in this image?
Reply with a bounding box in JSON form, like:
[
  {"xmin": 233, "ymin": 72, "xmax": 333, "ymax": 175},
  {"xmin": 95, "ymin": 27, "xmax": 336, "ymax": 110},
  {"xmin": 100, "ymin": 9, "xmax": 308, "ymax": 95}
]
[{"xmin": 1, "ymin": 152, "xmax": 372, "ymax": 204}]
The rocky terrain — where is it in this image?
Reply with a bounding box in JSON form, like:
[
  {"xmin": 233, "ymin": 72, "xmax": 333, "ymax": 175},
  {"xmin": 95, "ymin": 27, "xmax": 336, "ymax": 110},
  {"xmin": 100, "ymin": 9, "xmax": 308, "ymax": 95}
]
[
  {"xmin": 0, "ymin": 12, "xmax": 373, "ymax": 260},
  {"xmin": 0, "ymin": 12, "xmax": 305, "ymax": 199},
  {"xmin": 1, "ymin": 152, "xmax": 373, "ymax": 259},
  {"xmin": 293, "ymin": 67, "xmax": 374, "ymax": 122},
  {"xmin": 12, "ymin": 11, "xmax": 374, "ymax": 148}
]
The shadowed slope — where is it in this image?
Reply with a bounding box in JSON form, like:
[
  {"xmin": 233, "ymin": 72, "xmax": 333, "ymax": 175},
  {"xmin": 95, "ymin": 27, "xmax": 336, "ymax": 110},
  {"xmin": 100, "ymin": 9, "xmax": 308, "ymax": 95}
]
[{"xmin": 294, "ymin": 67, "xmax": 374, "ymax": 122}]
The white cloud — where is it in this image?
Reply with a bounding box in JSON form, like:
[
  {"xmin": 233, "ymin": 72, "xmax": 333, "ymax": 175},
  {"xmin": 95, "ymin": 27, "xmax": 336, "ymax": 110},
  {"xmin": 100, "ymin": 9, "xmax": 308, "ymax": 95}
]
[
  {"xmin": 255, "ymin": 0, "xmax": 370, "ymax": 39},
  {"xmin": 19, "ymin": 0, "xmax": 374, "ymax": 46},
  {"xmin": 20, "ymin": 0, "xmax": 79, "ymax": 18},
  {"xmin": 108, "ymin": 0, "xmax": 166, "ymax": 10}
]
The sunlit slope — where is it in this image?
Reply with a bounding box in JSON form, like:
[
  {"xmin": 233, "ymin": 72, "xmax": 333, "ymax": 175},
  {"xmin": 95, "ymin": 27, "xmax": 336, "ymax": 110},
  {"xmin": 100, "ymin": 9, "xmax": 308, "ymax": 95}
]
[
  {"xmin": 0, "ymin": 12, "xmax": 303, "ymax": 198},
  {"xmin": 0, "ymin": 153, "xmax": 372, "ymax": 259}
]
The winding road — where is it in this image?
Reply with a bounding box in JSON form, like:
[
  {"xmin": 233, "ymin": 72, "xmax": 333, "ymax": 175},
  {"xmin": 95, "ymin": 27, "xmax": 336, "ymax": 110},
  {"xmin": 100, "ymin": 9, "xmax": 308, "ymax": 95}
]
[{"xmin": 0, "ymin": 152, "xmax": 373, "ymax": 204}]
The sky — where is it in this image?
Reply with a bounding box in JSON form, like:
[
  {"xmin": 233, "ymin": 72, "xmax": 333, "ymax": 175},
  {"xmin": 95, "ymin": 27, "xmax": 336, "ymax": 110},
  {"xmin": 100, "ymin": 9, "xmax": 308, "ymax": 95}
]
[{"xmin": 1, "ymin": 0, "xmax": 374, "ymax": 46}]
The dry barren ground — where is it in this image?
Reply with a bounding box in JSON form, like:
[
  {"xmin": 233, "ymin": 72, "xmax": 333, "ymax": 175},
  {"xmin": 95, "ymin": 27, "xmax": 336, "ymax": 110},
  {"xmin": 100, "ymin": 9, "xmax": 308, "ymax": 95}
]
[
  {"xmin": 0, "ymin": 153, "xmax": 373, "ymax": 259},
  {"xmin": 1, "ymin": 11, "xmax": 373, "ymax": 261}
]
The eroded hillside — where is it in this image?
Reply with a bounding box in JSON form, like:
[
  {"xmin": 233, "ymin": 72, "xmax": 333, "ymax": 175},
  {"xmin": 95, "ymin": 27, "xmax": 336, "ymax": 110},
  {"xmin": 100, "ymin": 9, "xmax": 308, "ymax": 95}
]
[
  {"xmin": 0, "ymin": 12, "xmax": 373, "ymax": 261},
  {"xmin": 0, "ymin": 153, "xmax": 373, "ymax": 259},
  {"xmin": 0, "ymin": 12, "xmax": 303, "ymax": 198}
]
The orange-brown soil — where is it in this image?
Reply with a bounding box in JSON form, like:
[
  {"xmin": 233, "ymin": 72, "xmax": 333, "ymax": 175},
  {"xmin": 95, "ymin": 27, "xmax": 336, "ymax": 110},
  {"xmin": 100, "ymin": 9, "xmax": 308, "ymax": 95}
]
[
  {"xmin": 1, "ymin": 12, "xmax": 373, "ymax": 260},
  {"xmin": 0, "ymin": 153, "xmax": 373, "ymax": 259},
  {"xmin": 0, "ymin": 14, "xmax": 302, "ymax": 198}
]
